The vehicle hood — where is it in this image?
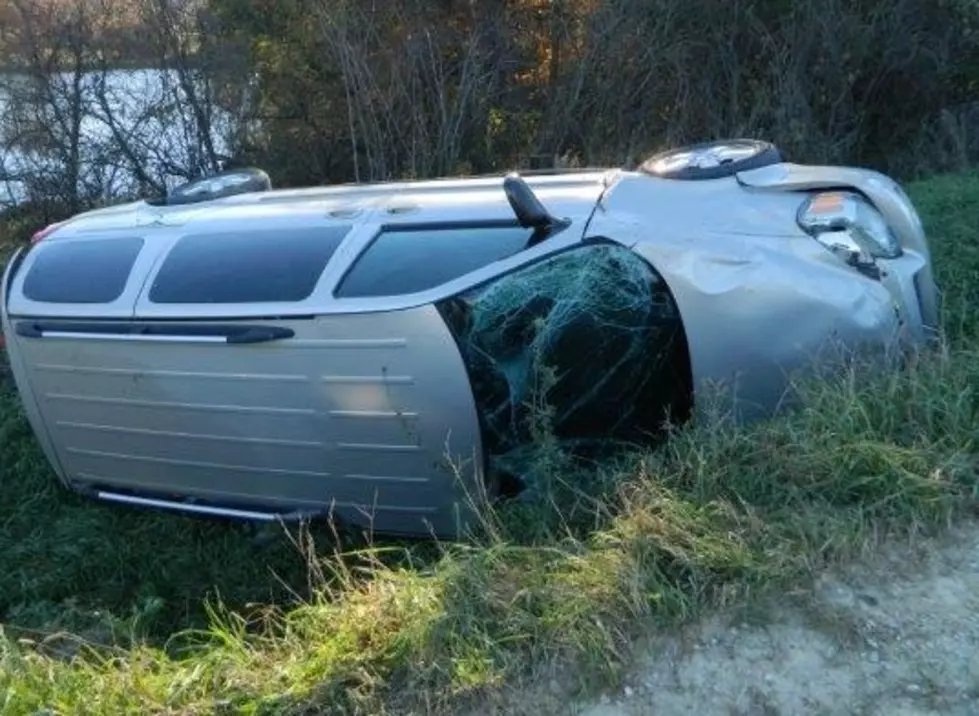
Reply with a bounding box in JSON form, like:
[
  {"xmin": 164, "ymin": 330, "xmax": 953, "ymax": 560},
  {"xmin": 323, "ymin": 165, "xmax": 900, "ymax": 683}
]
[{"xmin": 597, "ymin": 172, "xmax": 816, "ymax": 240}]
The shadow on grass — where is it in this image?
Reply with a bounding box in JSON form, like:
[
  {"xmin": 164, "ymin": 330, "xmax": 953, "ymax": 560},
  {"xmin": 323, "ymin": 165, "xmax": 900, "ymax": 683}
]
[
  {"xmin": 0, "ymin": 363, "xmax": 634, "ymax": 654},
  {"xmin": 0, "ymin": 365, "xmax": 454, "ymax": 652},
  {"xmin": 32, "ymin": 336, "xmax": 965, "ymax": 716}
]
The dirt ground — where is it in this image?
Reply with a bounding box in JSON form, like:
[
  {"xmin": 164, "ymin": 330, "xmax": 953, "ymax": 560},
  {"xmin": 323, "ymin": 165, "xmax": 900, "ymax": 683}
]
[{"xmin": 483, "ymin": 521, "xmax": 979, "ymax": 716}]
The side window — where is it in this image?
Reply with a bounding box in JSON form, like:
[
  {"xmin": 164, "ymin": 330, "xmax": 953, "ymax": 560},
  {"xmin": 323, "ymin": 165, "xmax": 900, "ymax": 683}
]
[
  {"xmin": 148, "ymin": 226, "xmax": 350, "ymax": 304},
  {"xmin": 22, "ymin": 237, "xmax": 143, "ymax": 304},
  {"xmin": 334, "ymin": 225, "xmax": 533, "ymax": 298}
]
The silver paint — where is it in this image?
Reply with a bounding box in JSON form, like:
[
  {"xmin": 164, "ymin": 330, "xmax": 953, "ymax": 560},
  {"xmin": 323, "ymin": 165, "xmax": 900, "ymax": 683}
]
[{"xmin": 1, "ymin": 162, "xmax": 938, "ymax": 536}]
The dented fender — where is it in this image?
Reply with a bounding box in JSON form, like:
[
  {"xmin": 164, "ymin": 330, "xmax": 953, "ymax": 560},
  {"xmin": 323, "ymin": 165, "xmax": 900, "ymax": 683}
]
[
  {"xmin": 736, "ymin": 163, "xmax": 940, "ymax": 332},
  {"xmin": 586, "ymin": 213, "xmax": 901, "ymax": 420}
]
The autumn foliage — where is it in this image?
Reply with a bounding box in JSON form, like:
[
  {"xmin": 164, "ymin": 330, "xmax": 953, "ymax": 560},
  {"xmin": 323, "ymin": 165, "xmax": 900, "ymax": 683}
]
[{"xmin": 1, "ymin": 0, "xmax": 978, "ymax": 215}]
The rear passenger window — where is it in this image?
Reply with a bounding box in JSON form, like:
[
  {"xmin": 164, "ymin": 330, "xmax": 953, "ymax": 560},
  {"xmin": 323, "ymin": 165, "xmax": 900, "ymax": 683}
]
[
  {"xmin": 22, "ymin": 237, "xmax": 143, "ymax": 304},
  {"xmin": 149, "ymin": 226, "xmax": 350, "ymax": 304},
  {"xmin": 335, "ymin": 225, "xmax": 532, "ymax": 298}
]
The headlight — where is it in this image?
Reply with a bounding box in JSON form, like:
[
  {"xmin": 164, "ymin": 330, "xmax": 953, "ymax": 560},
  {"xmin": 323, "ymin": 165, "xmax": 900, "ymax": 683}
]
[{"xmin": 797, "ymin": 191, "xmax": 902, "ymax": 260}]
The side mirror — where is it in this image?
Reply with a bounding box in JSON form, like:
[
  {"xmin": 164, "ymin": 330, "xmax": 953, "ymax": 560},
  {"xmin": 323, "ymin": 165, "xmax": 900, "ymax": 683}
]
[{"xmin": 502, "ymin": 172, "xmax": 568, "ymax": 230}]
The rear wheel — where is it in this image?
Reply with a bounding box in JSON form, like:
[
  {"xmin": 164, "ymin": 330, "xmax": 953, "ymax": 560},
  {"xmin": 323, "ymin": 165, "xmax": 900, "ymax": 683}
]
[{"xmin": 640, "ymin": 138, "xmax": 783, "ymax": 180}]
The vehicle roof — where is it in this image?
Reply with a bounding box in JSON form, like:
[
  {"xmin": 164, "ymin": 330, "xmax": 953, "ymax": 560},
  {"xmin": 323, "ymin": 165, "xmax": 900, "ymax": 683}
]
[{"xmin": 50, "ymin": 169, "xmax": 621, "ymax": 239}]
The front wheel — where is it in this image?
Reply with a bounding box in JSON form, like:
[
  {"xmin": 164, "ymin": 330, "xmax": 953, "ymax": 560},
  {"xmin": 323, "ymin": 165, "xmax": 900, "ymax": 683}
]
[{"xmin": 640, "ymin": 138, "xmax": 783, "ymax": 181}]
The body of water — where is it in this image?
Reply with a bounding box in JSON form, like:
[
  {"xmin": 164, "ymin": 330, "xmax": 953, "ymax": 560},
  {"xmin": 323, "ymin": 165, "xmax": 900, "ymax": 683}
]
[{"xmin": 0, "ymin": 67, "xmax": 239, "ymax": 209}]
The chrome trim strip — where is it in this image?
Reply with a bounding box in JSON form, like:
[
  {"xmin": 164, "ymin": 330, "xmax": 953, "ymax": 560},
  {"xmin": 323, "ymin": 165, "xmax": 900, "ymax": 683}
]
[{"xmin": 94, "ymin": 491, "xmax": 299, "ymax": 521}]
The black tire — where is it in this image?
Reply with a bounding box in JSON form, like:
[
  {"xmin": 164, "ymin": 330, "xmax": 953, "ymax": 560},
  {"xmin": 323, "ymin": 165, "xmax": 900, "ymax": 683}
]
[
  {"xmin": 165, "ymin": 167, "xmax": 273, "ymax": 206},
  {"xmin": 640, "ymin": 138, "xmax": 783, "ymax": 181}
]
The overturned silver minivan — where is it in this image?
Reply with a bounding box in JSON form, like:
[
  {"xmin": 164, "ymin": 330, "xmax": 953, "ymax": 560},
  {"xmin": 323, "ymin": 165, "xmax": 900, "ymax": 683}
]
[{"xmin": 0, "ymin": 140, "xmax": 940, "ymax": 538}]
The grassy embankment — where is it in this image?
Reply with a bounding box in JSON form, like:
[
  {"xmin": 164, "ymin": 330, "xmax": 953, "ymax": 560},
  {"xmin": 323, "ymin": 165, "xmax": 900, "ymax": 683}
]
[{"xmin": 1, "ymin": 170, "xmax": 978, "ymax": 714}]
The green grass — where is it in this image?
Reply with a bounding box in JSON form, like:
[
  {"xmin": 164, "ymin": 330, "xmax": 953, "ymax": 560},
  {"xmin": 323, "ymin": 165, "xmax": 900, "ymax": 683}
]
[{"xmin": 2, "ymin": 170, "xmax": 979, "ymax": 714}]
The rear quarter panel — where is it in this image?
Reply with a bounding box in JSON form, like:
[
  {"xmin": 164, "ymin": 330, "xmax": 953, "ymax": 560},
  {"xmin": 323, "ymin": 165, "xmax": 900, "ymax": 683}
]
[
  {"xmin": 4, "ymin": 308, "xmax": 487, "ymax": 538},
  {"xmin": 2, "ymin": 248, "xmax": 70, "ymax": 484}
]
